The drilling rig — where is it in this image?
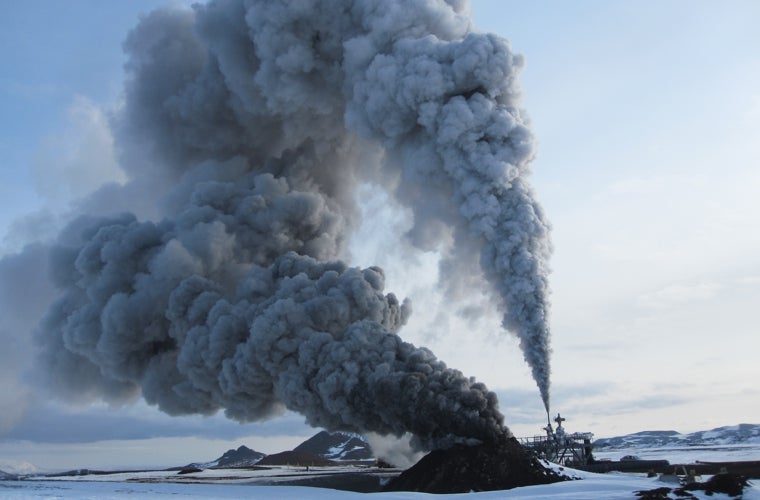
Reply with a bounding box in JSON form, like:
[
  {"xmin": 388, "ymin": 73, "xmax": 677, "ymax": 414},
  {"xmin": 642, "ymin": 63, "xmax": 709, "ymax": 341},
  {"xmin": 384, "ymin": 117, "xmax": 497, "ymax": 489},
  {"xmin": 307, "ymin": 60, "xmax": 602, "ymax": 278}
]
[{"xmin": 518, "ymin": 413, "xmax": 595, "ymax": 466}]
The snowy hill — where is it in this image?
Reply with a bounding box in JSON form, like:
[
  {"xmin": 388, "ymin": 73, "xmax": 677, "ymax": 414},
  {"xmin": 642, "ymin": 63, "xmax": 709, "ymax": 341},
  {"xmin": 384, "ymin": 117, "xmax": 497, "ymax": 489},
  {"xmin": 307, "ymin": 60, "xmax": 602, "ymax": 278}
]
[
  {"xmin": 184, "ymin": 432, "xmax": 372, "ymax": 470},
  {"xmin": 293, "ymin": 431, "xmax": 373, "ymax": 461},
  {"xmin": 214, "ymin": 445, "xmax": 267, "ymax": 467},
  {"xmin": 0, "ymin": 469, "xmax": 18, "ymax": 480},
  {"xmin": 189, "ymin": 445, "xmax": 266, "ymax": 469},
  {"xmin": 594, "ymin": 423, "xmax": 760, "ymax": 449},
  {"xmin": 0, "ymin": 460, "xmax": 38, "ymax": 476}
]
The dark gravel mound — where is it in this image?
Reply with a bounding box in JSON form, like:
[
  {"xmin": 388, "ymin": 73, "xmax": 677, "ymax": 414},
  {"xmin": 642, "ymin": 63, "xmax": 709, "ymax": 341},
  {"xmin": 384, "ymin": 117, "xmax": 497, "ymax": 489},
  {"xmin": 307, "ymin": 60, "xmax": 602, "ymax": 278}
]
[
  {"xmin": 634, "ymin": 486, "xmax": 673, "ymax": 499},
  {"xmin": 683, "ymin": 472, "xmax": 748, "ymax": 497},
  {"xmin": 257, "ymin": 450, "xmax": 335, "ymax": 467},
  {"xmin": 177, "ymin": 467, "xmax": 202, "ymax": 475},
  {"xmin": 636, "ymin": 473, "xmax": 749, "ymax": 498},
  {"xmin": 385, "ymin": 436, "xmax": 566, "ymax": 493}
]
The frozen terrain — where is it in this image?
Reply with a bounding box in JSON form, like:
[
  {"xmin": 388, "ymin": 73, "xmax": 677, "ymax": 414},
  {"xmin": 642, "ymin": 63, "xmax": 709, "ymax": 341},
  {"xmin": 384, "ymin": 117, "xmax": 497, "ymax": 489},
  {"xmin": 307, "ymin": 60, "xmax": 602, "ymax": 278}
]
[
  {"xmin": 2, "ymin": 467, "xmax": 759, "ymax": 499},
  {"xmin": 589, "ymin": 424, "xmax": 760, "ymax": 471},
  {"xmin": 3, "ymin": 448, "xmax": 760, "ymax": 500},
  {"xmin": 4, "ymin": 431, "xmax": 760, "ymax": 498},
  {"xmin": 594, "ymin": 424, "xmax": 760, "ymax": 450},
  {"xmin": 596, "ymin": 443, "xmax": 760, "ymax": 464}
]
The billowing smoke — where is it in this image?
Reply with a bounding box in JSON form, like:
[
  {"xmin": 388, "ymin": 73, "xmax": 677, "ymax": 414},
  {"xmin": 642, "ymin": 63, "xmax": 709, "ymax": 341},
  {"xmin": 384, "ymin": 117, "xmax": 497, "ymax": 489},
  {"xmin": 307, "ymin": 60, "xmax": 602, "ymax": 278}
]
[{"xmin": 35, "ymin": 0, "xmax": 552, "ymax": 450}]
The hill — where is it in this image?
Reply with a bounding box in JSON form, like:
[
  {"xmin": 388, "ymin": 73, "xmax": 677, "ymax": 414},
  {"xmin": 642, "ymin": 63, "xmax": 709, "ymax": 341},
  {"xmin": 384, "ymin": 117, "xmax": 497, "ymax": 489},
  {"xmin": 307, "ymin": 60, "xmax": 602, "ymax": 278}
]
[
  {"xmin": 0, "ymin": 469, "xmax": 18, "ymax": 480},
  {"xmin": 293, "ymin": 431, "xmax": 373, "ymax": 461},
  {"xmin": 183, "ymin": 431, "xmax": 374, "ymax": 470},
  {"xmin": 187, "ymin": 444, "xmax": 266, "ymax": 469},
  {"xmin": 594, "ymin": 423, "xmax": 760, "ymax": 449}
]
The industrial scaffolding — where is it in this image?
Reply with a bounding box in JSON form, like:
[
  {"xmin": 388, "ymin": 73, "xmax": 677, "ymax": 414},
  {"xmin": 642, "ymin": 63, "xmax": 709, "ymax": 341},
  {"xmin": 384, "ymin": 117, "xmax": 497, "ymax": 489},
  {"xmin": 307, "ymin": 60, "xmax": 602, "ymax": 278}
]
[{"xmin": 518, "ymin": 413, "xmax": 595, "ymax": 466}]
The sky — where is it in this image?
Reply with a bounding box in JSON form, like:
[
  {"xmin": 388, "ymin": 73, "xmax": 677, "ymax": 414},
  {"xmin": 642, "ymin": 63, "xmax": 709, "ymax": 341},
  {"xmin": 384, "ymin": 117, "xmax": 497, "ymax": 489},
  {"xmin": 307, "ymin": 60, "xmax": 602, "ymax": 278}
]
[{"xmin": 0, "ymin": 0, "xmax": 759, "ymax": 471}]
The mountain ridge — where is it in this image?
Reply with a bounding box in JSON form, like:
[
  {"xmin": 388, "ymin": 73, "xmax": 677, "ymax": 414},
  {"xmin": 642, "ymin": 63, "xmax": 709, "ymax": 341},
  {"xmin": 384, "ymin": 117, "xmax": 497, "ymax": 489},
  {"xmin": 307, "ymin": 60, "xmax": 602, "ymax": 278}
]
[
  {"xmin": 0, "ymin": 469, "xmax": 19, "ymax": 480},
  {"xmin": 594, "ymin": 423, "xmax": 760, "ymax": 449},
  {"xmin": 293, "ymin": 430, "xmax": 373, "ymax": 461},
  {"xmin": 187, "ymin": 431, "xmax": 374, "ymax": 469},
  {"xmin": 183, "ymin": 423, "xmax": 760, "ymax": 471}
]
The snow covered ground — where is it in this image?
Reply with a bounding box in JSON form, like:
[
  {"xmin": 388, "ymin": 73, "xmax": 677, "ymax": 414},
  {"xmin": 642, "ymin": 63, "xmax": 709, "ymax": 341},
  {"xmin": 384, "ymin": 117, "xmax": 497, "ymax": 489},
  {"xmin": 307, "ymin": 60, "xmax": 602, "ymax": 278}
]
[
  {"xmin": 2, "ymin": 472, "xmax": 759, "ymax": 499},
  {"xmin": 1, "ymin": 460, "xmax": 759, "ymax": 499},
  {"xmin": 595, "ymin": 443, "xmax": 760, "ymax": 464},
  {"xmin": 28, "ymin": 464, "xmax": 394, "ymax": 485},
  {"xmin": 3, "ymin": 446, "xmax": 760, "ymax": 499}
]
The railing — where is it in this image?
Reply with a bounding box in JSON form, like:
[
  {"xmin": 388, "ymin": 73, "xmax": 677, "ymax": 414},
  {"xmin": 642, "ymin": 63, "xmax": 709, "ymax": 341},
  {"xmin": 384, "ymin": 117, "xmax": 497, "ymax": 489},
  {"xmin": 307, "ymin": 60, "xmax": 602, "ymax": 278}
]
[
  {"xmin": 518, "ymin": 432, "xmax": 595, "ymax": 465},
  {"xmin": 519, "ymin": 432, "xmax": 594, "ymax": 446}
]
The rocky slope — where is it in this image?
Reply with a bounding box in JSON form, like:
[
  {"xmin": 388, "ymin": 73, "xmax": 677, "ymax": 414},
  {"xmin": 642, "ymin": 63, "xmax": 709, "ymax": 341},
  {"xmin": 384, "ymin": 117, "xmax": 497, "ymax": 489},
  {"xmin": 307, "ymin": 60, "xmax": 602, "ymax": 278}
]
[
  {"xmin": 187, "ymin": 431, "xmax": 374, "ymax": 469},
  {"xmin": 188, "ymin": 444, "xmax": 266, "ymax": 469},
  {"xmin": 293, "ymin": 431, "xmax": 373, "ymax": 461}
]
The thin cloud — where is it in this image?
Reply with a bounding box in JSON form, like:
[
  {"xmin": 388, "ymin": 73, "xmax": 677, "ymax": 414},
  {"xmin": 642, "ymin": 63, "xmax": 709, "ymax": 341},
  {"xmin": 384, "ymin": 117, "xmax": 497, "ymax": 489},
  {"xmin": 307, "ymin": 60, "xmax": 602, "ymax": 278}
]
[
  {"xmin": 638, "ymin": 282, "xmax": 723, "ymax": 310},
  {"xmin": 2, "ymin": 401, "xmax": 313, "ymax": 444}
]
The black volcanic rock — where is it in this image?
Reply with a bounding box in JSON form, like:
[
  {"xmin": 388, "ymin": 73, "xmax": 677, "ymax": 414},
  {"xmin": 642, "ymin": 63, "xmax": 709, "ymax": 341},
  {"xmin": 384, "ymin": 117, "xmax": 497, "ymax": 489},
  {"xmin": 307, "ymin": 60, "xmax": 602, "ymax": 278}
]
[
  {"xmin": 683, "ymin": 472, "xmax": 748, "ymax": 497},
  {"xmin": 294, "ymin": 431, "xmax": 373, "ymax": 461},
  {"xmin": 257, "ymin": 450, "xmax": 335, "ymax": 467},
  {"xmin": 177, "ymin": 467, "xmax": 203, "ymax": 475},
  {"xmin": 385, "ymin": 437, "xmax": 566, "ymax": 493},
  {"xmin": 636, "ymin": 473, "xmax": 749, "ymax": 498},
  {"xmin": 214, "ymin": 445, "xmax": 266, "ymax": 467}
]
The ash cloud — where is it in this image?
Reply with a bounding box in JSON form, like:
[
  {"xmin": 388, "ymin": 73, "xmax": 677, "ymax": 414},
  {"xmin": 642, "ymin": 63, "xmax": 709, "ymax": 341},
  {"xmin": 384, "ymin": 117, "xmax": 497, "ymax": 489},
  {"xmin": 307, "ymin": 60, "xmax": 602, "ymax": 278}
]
[{"xmin": 29, "ymin": 0, "xmax": 552, "ymax": 450}]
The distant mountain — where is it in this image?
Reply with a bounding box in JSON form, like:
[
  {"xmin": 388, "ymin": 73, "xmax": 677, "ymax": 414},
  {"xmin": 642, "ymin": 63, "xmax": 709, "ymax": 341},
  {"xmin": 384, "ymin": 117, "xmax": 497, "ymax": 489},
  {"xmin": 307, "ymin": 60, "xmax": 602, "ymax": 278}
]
[
  {"xmin": 188, "ymin": 444, "xmax": 266, "ymax": 469},
  {"xmin": 594, "ymin": 424, "xmax": 760, "ymax": 449},
  {"xmin": 293, "ymin": 431, "xmax": 374, "ymax": 461},
  {"xmin": 0, "ymin": 460, "xmax": 38, "ymax": 475},
  {"xmin": 0, "ymin": 469, "xmax": 18, "ymax": 480},
  {"xmin": 183, "ymin": 430, "xmax": 374, "ymax": 470},
  {"xmin": 214, "ymin": 445, "xmax": 267, "ymax": 467}
]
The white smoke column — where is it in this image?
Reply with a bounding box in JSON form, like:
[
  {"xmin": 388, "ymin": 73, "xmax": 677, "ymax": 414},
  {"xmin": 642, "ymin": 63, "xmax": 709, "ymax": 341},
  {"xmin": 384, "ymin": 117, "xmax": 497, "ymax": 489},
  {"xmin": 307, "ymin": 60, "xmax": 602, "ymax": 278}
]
[{"xmin": 34, "ymin": 0, "xmax": 551, "ymax": 449}]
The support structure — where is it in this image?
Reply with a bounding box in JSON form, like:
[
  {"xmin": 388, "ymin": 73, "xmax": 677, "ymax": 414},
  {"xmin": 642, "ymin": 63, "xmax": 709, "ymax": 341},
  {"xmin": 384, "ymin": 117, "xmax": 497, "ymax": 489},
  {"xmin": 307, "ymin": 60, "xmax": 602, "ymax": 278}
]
[{"xmin": 518, "ymin": 413, "xmax": 595, "ymax": 466}]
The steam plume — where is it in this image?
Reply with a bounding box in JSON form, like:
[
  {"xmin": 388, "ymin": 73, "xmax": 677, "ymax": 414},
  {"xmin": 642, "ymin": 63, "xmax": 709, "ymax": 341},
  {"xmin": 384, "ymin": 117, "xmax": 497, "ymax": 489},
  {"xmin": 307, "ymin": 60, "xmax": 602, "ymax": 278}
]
[{"xmin": 35, "ymin": 0, "xmax": 552, "ymax": 449}]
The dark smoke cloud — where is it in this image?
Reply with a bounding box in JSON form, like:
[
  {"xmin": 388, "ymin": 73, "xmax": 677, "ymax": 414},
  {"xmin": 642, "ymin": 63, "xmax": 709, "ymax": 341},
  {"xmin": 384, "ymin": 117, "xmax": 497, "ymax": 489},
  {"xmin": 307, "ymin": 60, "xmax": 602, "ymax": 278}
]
[{"xmin": 32, "ymin": 0, "xmax": 552, "ymax": 450}]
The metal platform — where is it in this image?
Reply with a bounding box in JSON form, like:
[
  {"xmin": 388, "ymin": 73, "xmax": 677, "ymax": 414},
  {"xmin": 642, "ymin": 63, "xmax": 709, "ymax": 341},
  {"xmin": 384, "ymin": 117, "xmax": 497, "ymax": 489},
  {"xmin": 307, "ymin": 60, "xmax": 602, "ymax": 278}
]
[{"xmin": 518, "ymin": 413, "xmax": 595, "ymax": 466}]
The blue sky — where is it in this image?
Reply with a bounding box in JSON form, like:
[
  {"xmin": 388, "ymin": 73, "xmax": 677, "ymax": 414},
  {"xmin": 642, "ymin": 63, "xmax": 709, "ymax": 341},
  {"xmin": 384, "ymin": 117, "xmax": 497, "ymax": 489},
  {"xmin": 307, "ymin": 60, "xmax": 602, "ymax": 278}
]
[
  {"xmin": 0, "ymin": 2, "xmax": 150, "ymax": 225},
  {"xmin": 476, "ymin": 0, "xmax": 760, "ymax": 398},
  {"xmin": 1, "ymin": 1, "xmax": 759, "ymax": 470}
]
